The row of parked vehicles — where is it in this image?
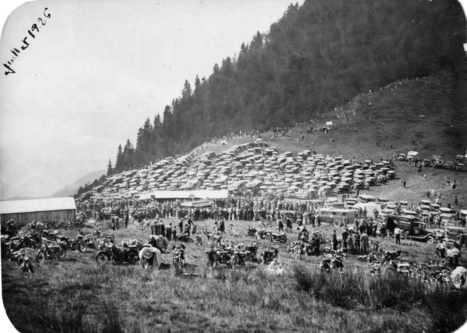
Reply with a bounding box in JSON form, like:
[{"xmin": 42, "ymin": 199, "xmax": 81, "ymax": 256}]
[
  {"xmin": 1, "ymin": 223, "xmax": 117, "ymax": 272},
  {"xmin": 398, "ymin": 151, "xmax": 465, "ymax": 171},
  {"xmin": 316, "ymin": 195, "xmax": 467, "ymax": 245}
]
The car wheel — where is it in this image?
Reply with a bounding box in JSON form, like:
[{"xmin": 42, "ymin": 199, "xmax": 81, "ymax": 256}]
[{"xmin": 426, "ymin": 236, "xmax": 435, "ymax": 244}]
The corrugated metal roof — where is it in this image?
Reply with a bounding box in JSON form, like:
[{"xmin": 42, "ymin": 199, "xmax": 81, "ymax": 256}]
[
  {"xmin": 138, "ymin": 190, "xmax": 229, "ymax": 200},
  {"xmin": 0, "ymin": 197, "xmax": 76, "ymax": 215}
]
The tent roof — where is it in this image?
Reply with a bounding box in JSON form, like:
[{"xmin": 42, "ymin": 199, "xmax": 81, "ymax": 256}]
[{"xmin": 0, "ymin": 197, "xmax": 76, "ymax": 215}]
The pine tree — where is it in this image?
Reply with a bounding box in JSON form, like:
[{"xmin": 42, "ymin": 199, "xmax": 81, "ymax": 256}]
[
  {"xmin": 194, "ymin": 75, "xmax": 201, "ymax": 91},
  {"xmin": 107, "ymin": 159, "xmax": 113, "ymax": 176},
  {"xmin": 115, "ymin": 144, "xmax": 123, "ymax": 172},
  {"xmin": 154, "ymin": 114, "xmax": 162, "ymax": 129},
  {"xmin": 182, "ymin": 80, "xmax": 192, "ymax": 98}
]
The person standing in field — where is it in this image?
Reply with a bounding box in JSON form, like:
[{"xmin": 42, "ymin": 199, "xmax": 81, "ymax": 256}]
[
  {"xmin": 394, "ymin": 226, "xmax": 401, "ymax": 245},
  {"xmin": 360, "ymin": 231, "xmax": 369, "ymax": 254}
]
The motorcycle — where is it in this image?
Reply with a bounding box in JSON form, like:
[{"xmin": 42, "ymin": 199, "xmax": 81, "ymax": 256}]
[
  {"xmin": 230, "ymin": 243, "xmax": 258, "ymax": 266},
  {"xmin": 10, "ymin": 249, "xmax": 34, "ymax": 273},
  {"xmin": 77, "ymin": 233, "xmax": 96, "ymax": 249},
  {"xmin": 358, "ymin": 252, "xmax": 381, "ymax": 263},
  {"xmin": 257, "ymin": 247, "xmax": 279, "ymax": 265},
  {"xmin": 3, "ymin": 236, "xmax": 27, "ymax": 260},
  {"xmin": 36, "ymin": 238, "xmax": 67, "ymax": 263},
  {"xmin": 122, "ymin": 239, "xmax": 144, "ymax": 261},
  {"xmin": 95, "ymin": 241, "xmax": 140, "ymax": 265},
  {"xmin": 320, "ymin": 254, "xmax": 344, "ymax": 273},
  {"xmin": 246, "ymin": 227, "xmax": 257, "ymax": 237},
  {"xmin": 42, "ymin": 229, "xmax": 61, "ymax": 241},
  {"xmin": 15, "ymin": 232, "xmax": 42, "ymax": 249},
  {"xmin": 175, "ymin": 233, "xmax": 194, "ymax": 243},
  {"xmin": 381, "ymin": 250, "xmax": 402, "ymax": 264},
  {"xmin": 55, "ymin": 234, "xmax": 86, "ymax": 252},
  {"xmin": 266, "ymin": 231, "xmax": 287, "ymax": 243},
  {"xmin": 255, "ymin": 229, "xmax": 268, "ymax": 240},
  {"xmin": 206, "ymin": 245, "xmax": 234, "ymax": 269},
  {"xmin": 93, "ymin": 231, "xmax": 115, "ymax": 250}
]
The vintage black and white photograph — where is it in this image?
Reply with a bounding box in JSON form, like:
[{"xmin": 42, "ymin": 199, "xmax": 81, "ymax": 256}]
[{"xmin": 1, "ymin": 0, "xmax": 467, "ymax": 332}]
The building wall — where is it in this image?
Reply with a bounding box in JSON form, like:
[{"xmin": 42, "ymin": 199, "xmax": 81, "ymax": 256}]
[{"xmin": 0, "ymin": 209, "xmax": 76, "ymax": 227}]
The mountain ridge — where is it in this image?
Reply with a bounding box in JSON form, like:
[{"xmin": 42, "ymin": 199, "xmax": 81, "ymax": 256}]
[{"xmin": 51, "ymin": 170, "xmax": 105, "ymax": 198}]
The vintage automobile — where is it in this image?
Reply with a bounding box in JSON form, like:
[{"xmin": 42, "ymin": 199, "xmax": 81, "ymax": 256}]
[
  {"xmin": 432, "ymin": 159, "xmax": 444, "ymax": 169},
  {"xmin": 443, "ymin": 226, "xmax": 467, "ymax": 246},
  {"xmin": 389, "ymin": 215, "xmax": 436, "ymax": 243}
]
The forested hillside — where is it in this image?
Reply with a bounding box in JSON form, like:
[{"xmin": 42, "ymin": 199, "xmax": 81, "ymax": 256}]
[{"xmin": 110, "ymin": 0, "xmax": 466, "ymax": 174}]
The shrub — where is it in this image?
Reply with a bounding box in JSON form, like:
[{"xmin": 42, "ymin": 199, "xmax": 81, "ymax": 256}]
[
  {"xmin": 423, "ymin": 288, "xmax": 467, "ymax": 333},
  {"xmin": 22, "ymin": 301, "xmax": 98, "ymax": 333},
  {"xmin": 369, "ymin": 274, "xmax": 425, "ymax": 311}
]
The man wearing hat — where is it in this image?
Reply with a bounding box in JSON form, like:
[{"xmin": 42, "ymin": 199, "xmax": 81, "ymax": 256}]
[
  {"xmin": 332, "ymin": 229, "xmax": 338, "ymax": 251},
  {"xmin": 342, "ymin": 227, "xmax": 349, "ymax": 250},
  {"xmin": 179, "ymin": 218, "xmax": 184, "ymax": 234},
  {"xmin": 278, "ymin": 219, "xmax": 284, "ymax": 233},
  {"xmin": 160, "ymin": 221, "xmax": 166, "ymax": 238},
  {"xmin": 5, "ymin": 219, "xmax": 17, "ymax": 238},
  {"xmin": 155, "ymin": 220, "xmax": 161, "ymax": 235}
]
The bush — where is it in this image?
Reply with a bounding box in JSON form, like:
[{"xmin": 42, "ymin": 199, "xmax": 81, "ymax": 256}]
[
  {"xmin": 18, "ymin": 301, "xmax": 98, "ymax": 333},
  {"xmin": 293, "ymin": 265, "xmax": 369, "ymax": 309},
  {"xmin": 369, "ymin": 274, "xmax": 425, "ymax": 311},
  {"xmin": 423, "ymin": 288, "xmax": 467, "ymax": 333}
]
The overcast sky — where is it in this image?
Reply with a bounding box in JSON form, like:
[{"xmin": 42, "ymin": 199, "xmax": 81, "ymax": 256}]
[
  {"xmin": 0, "ymin": 0, "xmax": 305, "ymax": 199},
  {"xmin": 0, "ymin": 0, "xmax": 466, "ymax": 200}
]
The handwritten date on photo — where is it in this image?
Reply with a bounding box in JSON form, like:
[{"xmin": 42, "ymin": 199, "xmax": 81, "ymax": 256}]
[{"xmin": 3, "ymin": 8, "xmax": 51, "ymax": 76}]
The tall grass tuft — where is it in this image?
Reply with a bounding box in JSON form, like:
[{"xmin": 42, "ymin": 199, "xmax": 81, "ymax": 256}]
[
  {"xmin": 368, "ymin": 274, "xmax": 425, "ymax": 311},
  {"xmin": 101, "ymin": 300, "xmax": 125, "ymax": 333},
  {"xmin": 423, "ymin": 288, "xmax": 467, "ymax": 333},
  {"xmin": 293, "ymin": 264, "xmax": 467, "ymax": 332},
  {"xmin": 22, "ymin": 301, "xmax": 98, "ymax": 333}
]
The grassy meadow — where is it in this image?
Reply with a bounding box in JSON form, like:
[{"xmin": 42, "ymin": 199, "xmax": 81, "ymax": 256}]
[{"xmin": 2, "ymin": 217, "xmax": 467, "ymax": 333}]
